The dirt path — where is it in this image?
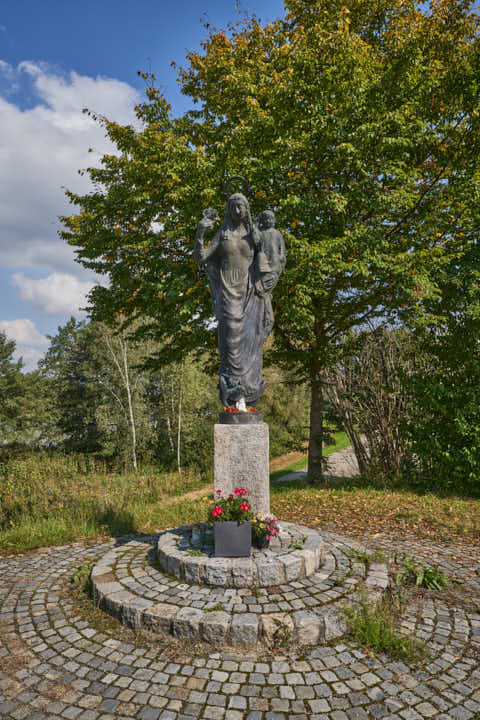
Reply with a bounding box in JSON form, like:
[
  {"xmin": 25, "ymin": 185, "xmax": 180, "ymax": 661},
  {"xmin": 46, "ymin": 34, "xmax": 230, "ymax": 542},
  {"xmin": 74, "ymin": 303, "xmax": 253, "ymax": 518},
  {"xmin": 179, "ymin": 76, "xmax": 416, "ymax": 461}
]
[
  {"xmin": 273, "ymin": 445, "xmax": 359, "ymax": 482},
  {"xmin": 269, "ymin": 450, "xmax": 307, "ymax": 472}
]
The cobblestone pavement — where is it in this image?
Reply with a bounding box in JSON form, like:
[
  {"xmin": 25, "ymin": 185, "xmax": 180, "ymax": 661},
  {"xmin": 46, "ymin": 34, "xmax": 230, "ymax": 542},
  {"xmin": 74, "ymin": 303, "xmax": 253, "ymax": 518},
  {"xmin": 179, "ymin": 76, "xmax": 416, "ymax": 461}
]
[
  {"xmin": 1, "ymin": 532, "xmax": 479, "ymax": 720},
  {"xmin": 90, "ymin": 527, "xmax": 388, "ymax": 647}
]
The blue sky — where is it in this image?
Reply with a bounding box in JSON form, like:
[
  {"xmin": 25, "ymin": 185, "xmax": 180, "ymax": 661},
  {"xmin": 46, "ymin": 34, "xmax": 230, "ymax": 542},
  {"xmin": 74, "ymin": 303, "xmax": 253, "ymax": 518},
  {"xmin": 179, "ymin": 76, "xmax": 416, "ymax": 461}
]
[{"xmin": 0, "ymin": 0, "xmax": 285, "ymax": 368}]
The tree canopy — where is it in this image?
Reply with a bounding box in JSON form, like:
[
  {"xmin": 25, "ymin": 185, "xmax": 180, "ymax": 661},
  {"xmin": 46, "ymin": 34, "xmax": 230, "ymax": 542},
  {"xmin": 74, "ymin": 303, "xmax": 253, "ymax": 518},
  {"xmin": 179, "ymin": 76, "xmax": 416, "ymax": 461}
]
[{"xmin": 62, "ymin": 0, "xmax": 480, "ymax": 479}]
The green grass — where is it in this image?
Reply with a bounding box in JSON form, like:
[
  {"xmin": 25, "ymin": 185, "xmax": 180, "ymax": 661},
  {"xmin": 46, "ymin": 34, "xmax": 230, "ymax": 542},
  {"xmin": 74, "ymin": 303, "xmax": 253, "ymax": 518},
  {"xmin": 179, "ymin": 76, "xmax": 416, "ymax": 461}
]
[
  {"xmin": 1, "ymin": 438, "xmax": 353, "ymax": 555},
  {"xmin": 3, "ymin": 431, "xmax": 479, "ymax": 555},
  {"xmin": 270, "ymin": 431, "xmax": 350, "ymax": 482},
  {"xmin": 0, "ymin": 452, "xmax": 210, "ymax": 554},
  {"xmin": 0, "ymin": 496, "xmax": 212, "ymax": 554},
  {"xmin": 344, "ymin": 594, "xmax": 428, "ymax": 662},
  {"xmin": 204, "ymin": 603, "xmax": 225, "ymax": 613}
]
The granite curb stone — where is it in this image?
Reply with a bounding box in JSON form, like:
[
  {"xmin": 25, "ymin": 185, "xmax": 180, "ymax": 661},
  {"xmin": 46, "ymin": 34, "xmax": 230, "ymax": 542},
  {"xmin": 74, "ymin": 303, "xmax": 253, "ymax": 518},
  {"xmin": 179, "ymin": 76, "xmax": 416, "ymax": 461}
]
[{"xmin": 91, "ymin": 523, "xmax": 389, "ymax": 647}]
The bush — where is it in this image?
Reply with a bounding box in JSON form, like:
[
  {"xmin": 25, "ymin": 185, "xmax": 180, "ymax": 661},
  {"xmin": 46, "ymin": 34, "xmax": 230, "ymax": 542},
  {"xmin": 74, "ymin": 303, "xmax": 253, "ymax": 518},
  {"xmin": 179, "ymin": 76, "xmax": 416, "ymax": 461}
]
[{"xmin": 404, "ymin": 324, "xmax": 480, "ymax": 495}]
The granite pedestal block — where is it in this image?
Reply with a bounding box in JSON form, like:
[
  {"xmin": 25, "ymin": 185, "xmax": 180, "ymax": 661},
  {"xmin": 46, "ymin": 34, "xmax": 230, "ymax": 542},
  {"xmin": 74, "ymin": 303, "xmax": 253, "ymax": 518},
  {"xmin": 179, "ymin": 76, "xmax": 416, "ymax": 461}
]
[{"xmin": 214, "ymin": 422, "xmax": 270, "ymax": 516}]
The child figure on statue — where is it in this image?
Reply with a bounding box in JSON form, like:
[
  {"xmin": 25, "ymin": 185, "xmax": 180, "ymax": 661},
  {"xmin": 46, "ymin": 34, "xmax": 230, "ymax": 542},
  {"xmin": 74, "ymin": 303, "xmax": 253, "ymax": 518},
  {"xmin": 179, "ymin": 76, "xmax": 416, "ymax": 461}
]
[{"xmin": 254, "ymin": 210, "xmax": 286, "ymax": 294}]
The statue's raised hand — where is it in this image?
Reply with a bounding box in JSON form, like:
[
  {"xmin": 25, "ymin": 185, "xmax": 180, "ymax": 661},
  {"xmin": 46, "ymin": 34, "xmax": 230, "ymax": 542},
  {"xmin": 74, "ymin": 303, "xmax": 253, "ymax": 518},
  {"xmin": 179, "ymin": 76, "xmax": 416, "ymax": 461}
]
[
  {"xmin": 197, "ymin": 207, "xmax": 219, "ymax": 236},
  {"xmin": 197, "ymin": 217, "xmax": 214, "ymax": 234}
]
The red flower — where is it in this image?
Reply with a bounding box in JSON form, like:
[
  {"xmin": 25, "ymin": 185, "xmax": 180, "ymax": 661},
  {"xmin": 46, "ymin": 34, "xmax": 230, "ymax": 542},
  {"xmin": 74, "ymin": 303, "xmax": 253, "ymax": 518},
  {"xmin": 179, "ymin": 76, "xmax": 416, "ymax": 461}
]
[
  {"xmin": 229, "ymin": 493, "xmax": 233, "ymax": 498},
  {"xmin": 234, "ymin": 488, "xmax": 242, "ymax": 496},
  {"xmin": 216, "ymin": 489, "xmax": 222, "ymax": 495}
]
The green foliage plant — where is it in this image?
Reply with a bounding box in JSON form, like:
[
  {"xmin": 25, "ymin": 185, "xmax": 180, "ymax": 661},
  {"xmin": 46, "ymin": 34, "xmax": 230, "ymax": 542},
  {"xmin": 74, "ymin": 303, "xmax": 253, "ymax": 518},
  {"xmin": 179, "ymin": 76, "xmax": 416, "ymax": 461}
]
[
  {"xmin": 288, "ymin": 534, "xmax": 308, "ymax": 551},
  {"xmin": 0, "ymin": 332, "xmax": 32, "ymax": 443},
  {"xmin": 204, "ymin": 602, "xmax": 225, "ymax": 613},
  {"xmin": 209, "ymin": 488, "xmax": 254, "ymax": 524},
  {"xmin": 396, "ymin": 555, "xmax": 449, "ymax": 591},
  {"xmin": 71, "ymin": 563, "xmax": 99, "ymax": 607},
  {"xmin": 272, "ymin": 617, "xmax": 292, "ymax": 648},
  {"xmin": 403, "ymin": 320, "xmax": 480, "ymax": 496},
  {"xmin": 344, "ymin": 594, "xmax": 428, "ymax": 662}
]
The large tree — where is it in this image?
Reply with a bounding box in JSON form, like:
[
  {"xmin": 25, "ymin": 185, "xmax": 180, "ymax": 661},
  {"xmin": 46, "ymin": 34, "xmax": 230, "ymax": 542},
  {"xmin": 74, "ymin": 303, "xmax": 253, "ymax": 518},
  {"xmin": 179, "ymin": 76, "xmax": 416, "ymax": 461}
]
[
  {"xmin": 62, "ymin": 0, "xmax": 480, "ymax": 480},
  {"xmin": 0, "ymin": 332, "xmax": 25, "ymax": 441}
]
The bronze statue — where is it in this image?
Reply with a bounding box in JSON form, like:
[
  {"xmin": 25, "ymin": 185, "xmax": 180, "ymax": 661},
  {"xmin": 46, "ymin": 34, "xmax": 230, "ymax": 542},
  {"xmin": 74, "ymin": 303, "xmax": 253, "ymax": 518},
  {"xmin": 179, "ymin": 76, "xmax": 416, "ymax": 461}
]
[{"xmin": 194, "ymin": 180, "xmax": 285, "ymax": 410}]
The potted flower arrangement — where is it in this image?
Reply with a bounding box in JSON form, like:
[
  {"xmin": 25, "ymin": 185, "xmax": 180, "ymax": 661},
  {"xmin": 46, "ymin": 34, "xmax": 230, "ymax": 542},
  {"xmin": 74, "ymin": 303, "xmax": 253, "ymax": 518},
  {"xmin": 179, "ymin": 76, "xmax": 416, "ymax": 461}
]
[
  {"xmin": 210, "ymin": 488, "xmax": 253, "ymax": 557},
  {"xmin": 251, "ymin": 515, "xmax": 280, "ymax": 549}
]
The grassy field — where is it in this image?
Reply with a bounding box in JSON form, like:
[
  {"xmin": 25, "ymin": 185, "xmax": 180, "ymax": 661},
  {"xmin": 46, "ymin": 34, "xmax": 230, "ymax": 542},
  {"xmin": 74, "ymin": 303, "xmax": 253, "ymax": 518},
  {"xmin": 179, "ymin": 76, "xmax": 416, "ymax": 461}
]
[
  {"xmin": 1, "ymin": 435, "xmax": 479, "ymax": 554},
  {"xmin": 0, "ymin": 454, "xmax": 209, "ymax": 554}
]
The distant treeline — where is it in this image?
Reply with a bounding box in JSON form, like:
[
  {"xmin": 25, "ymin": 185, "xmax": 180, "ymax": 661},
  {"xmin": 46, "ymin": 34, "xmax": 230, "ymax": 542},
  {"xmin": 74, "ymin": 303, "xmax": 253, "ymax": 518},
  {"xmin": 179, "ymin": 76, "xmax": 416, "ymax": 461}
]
[{"xmin": 0, "ymin": 317, "xmax": 310, "ymax": 473}]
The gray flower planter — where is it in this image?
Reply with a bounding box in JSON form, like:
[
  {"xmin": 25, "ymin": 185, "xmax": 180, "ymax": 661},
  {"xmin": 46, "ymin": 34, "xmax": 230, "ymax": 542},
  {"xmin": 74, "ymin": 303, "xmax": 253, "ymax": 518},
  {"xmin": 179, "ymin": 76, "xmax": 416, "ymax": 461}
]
[{"xmin": 214, "ymin": 520, "xmax": 252, "ymax": 557}]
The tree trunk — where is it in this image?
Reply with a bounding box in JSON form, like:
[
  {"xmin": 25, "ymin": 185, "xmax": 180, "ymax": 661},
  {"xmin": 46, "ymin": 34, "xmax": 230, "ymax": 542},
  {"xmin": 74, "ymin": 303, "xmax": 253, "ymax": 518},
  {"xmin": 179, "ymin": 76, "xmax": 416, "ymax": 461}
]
[
  {"xmin": 176, "ymin": 362, "xmax": 184, "ymax": 477},
  {"xmin": 308, "ymin": 364, "xmax": 325, "ymax": 483},
  {"xmin": 121, "ymin": 337, "xmax": 137, "ymax": 471},
  {"xmin": 159, "ymin": 372, "xmax": 175, "ymax": 452}
]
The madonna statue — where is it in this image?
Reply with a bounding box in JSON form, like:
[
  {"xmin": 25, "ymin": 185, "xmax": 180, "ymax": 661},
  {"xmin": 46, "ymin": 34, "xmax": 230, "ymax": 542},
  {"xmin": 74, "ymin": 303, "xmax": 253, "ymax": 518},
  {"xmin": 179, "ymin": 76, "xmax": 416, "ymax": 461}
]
[{"xmin": 194, "ymin": 180, "xmax": 285, "ymax": 411}]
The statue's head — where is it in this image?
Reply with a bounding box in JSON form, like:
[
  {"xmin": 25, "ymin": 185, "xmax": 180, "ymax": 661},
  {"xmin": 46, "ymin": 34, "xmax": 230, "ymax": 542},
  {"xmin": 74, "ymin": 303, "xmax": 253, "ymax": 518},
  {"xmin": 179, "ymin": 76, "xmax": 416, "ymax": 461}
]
[
  {"xmin": 226, "ymin": 193, "xmax": 250, "ymax": 226},
  {"xmin": 258, "ymin": 210, "xmax": 275, "ymax": 229}
]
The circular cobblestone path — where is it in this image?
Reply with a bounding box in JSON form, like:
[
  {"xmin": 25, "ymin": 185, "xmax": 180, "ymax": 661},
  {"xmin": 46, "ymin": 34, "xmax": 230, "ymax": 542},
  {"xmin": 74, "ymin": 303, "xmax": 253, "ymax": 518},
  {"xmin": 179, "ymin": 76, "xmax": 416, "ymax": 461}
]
[
  {"xmin": 155, "ymin": 522, "xmax": 324, "ymax": 588},
  {"xmin": 90, "ymin": 524, "xmax": 388, "ymax": 647},
  {"xmin": 1, "ymin": 531, "xmax": 479, "ymax": 720}
]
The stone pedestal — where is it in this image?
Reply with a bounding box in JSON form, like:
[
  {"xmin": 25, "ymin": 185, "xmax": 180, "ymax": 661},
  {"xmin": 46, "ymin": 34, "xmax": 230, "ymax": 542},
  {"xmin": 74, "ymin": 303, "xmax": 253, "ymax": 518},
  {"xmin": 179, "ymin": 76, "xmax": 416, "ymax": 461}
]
[{"xmin": 214, "ymin": 423, "xmax": 270, "ymax": 516}]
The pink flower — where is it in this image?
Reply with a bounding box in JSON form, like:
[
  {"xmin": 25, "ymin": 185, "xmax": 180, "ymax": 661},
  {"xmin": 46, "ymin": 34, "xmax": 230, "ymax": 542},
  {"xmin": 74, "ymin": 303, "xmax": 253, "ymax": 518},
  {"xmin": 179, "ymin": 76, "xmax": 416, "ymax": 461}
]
[
  {"xmin": 212, "ymin": 510, "xmax": 218, "ymax": 518},
  {"xmin": 234, "ymin": 489, "xmax": 242, "ymax": 496},
  {"xmin": 267, "ymin": 534, "xmax": 272, "ymax": 541},
  {"xmin": 216, "ymin": 507, "xmax": 223, "ymax": 515}
]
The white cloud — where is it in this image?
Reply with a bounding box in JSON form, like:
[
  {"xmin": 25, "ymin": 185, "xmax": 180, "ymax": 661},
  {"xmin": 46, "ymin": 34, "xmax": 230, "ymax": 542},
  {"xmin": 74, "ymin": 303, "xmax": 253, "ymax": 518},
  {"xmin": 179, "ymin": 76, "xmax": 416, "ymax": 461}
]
[
  {"xmin": 0, "ymin": 60, "xmax": 140, "ymax": 274},
  {"xmin": 15, "ymin": 346, "xmax": 45, "ymax": 371},
  {"xmin": 0, "ymin": 319, "xmax": 50, "ymax": 371},
  {"xmin": 0, "ymin": 318, "xmax": 48, "ymax": 346},
  {"xmin": 12, "ymin": 272, "xmax": 94, "ymax": 315}
]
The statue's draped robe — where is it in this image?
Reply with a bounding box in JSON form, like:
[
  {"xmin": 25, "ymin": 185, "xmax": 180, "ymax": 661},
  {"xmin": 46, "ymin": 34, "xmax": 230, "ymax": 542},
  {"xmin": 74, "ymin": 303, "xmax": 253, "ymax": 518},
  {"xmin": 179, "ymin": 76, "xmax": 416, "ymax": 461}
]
[
  {"xmin": 196, "ymin": 228, "xmax": 274, "ymax": 405},
  {"xmin": 208, "ymin": 254, "xmax": 273, "ymax": 404}
]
